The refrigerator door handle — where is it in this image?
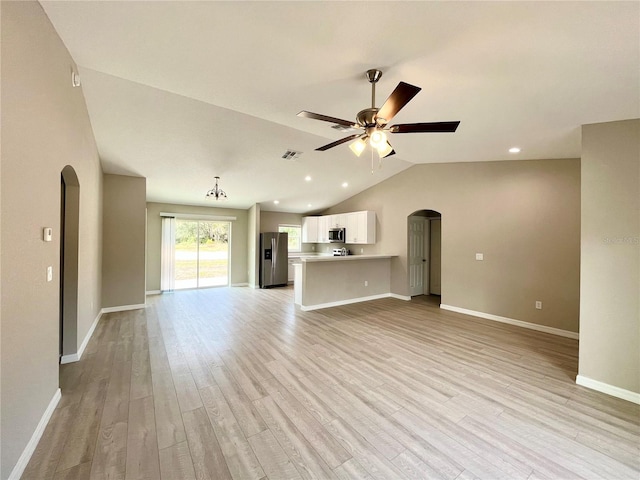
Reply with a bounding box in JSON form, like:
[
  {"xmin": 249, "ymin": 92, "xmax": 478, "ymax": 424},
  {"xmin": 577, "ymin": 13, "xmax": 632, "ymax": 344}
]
[{"xmin": 271, "ymin": 237, "xmax": 277, "ymax": 281}]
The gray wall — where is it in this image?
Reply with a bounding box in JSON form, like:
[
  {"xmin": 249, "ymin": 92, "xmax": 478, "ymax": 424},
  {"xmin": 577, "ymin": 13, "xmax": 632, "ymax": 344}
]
[
  {"xmin": 579, "ymin": 119, "xmax": 639, "ymax": 395},
  {"xmin": 146, "ymin": 202, "xmax": 249, "ymax": 290},
  {"xmin": 1, "ymin": 2, "xmax": 103, "ymax": 477},
  {"xmin": 325, "ymin": 158, "xmax": 581, "ymax": 333},
  {"xmin": 102, "ymin": 174, "xmax": 147, "ymax": 308}
]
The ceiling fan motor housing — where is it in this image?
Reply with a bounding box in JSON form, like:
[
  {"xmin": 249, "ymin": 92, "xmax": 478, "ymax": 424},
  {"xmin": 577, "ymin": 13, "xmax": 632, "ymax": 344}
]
[{"xmin": 357, "ymin": 108, "xmax": 379, "ymax": 128}]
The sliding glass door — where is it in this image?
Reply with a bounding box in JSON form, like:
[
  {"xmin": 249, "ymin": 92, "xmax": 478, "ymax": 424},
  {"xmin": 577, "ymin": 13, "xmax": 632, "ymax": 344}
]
[{"xmin": 175, "ymin": 219, "xmax": 229, "ymax": 289}]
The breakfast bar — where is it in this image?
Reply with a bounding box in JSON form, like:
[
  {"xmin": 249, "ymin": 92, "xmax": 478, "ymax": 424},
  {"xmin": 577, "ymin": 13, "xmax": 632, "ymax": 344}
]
[{"xmin": 293, "ymin": 254, "xmax": 395, "ymax": 311}]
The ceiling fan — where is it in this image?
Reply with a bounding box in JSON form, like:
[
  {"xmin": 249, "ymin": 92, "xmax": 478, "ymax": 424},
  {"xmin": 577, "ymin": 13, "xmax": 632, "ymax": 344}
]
[{"xmin": 298, "ymin": 69, "xmax": 460, "ymax": 159}]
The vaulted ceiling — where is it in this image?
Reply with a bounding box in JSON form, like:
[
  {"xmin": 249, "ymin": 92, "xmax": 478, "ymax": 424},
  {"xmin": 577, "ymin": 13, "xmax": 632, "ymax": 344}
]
[{"xmin": 40, "ymin": 1, "xmax": 639, "ymax": 213}]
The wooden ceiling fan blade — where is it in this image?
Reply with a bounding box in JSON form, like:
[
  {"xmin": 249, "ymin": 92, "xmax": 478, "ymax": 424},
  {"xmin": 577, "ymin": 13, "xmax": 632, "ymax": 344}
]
[
  {"xmin": 376, "ymin": 82, "xmax": 421, "ymax": 124},
  {"xmin": 390, "ymin": 121, "xmax": 460, "ymax": 133},
  {"xmin": 315, "ymin": 134, "xmax": 362, "ymax": 151},
  {"xmin": 297, "ymin": 111, "xmax": 355, "ymax": 128}
]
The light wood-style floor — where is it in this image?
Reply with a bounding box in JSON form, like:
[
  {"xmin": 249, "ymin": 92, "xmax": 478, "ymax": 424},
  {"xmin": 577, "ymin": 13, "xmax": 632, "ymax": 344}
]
[{"xmin": 24, "ymin": 287, "xmax": 639, "ymax": 479}]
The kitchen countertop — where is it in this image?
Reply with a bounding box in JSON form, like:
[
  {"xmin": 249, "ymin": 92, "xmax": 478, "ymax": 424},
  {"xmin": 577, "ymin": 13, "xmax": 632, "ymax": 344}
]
[{"xmin": 301, "ymin": 254, "xmax": 394, "ymax": 262}]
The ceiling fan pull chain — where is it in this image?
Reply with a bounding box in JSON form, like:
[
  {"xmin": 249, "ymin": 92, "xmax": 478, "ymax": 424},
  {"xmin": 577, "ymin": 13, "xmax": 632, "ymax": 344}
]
[{"xmin": 371, "ymin": 148, "xmax": 375, "ymax": 175}]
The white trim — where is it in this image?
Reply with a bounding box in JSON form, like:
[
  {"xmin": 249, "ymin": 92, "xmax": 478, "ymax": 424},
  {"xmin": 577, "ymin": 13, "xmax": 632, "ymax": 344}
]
[
  {"xmin": 159, "ymin": 212, "xmax": 237, "ymax": 221},
  {"xmin": 301, "ymin": 293, "xmax": 391, "ymax": 311},
  {"xmin": 389, "ymin": 293, "xmax": 411, "ymax": 301},
  {"xmin": 9, "ymin": 388, "xmax": 61, "ymax": 480},
  {"xmin": 60, "ymin": 353, "xmax": 79, "ymax": 364},
  {"xmin": 101, "ymin": 303, "xmax": 146, "ymax": 314},
  {"xmin": 440, "ymin": 304, "xmax": 579, "ymax": 339},
  {"xmin": 146, "ymin": 290, "xmax": 161, "ymax": 295},
  {"xmin": 576, "ymin": 375, "xmax": 640, "ymax": 405},
  {"xmin": 231, "ymin": 283, "xmax": 249, "ymax": 287},
  {"xmin": 60, "ymin": 309, "xmax": 102, "ymax": 364}
]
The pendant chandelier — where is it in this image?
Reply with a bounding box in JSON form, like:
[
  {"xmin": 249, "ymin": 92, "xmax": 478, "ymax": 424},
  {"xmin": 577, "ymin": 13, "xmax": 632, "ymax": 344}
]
[{"xmin": 206, "ymin": 176, "xmax": 228, "ymax": 201}]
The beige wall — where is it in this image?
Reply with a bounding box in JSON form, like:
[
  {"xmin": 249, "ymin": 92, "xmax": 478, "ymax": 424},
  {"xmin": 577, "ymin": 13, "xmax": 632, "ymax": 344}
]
[
  {"xmin": 260, "ymin": 210, "xmax": 315, "ymax": 253},
  {"xmin": 146, "ymin": 202, "xmax": 249, "ymax": 290},
  {"xmin": 102, "ymin": 174, "xmax": 147, "ymax": 308},
  {"xmin": 325, "ymin": 159, "xmax": 581, "ymax": 333},
  {"xmin": 1, "ymin": 2, "xmax": 103, "ymax": 477},
  {"xmin": 247, "ymin": 204, "xmax": 260, "ymax": 288},
  {"xmin": 302, "ymin": 258, "xmax": 391, "ymax": 307},
  {"xmin": 579, "ymin": 119, "xmax": 639, "ymax": 395}
]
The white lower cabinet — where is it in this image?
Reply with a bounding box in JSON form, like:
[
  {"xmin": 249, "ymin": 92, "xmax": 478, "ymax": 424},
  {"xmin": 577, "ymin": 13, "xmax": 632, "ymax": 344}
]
[{"xmin": 287, "ymin": 258, "xmax": 297, "ymax": 282}]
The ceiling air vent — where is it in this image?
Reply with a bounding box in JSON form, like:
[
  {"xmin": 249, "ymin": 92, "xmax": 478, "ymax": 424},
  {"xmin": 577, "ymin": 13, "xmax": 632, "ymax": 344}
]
[{"xmin": 282, "ymin": 150, "xmax": 302, "ymax": 160}]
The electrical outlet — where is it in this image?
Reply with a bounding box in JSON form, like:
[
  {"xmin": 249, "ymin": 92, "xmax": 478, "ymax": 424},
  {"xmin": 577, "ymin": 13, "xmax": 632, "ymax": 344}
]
[
  {"xmin": 47, "ymin": 266, "xmax": 53, "ymax": 282},
  {"xmin": 476, "ymin": 253, "xmax": 484, "ymax": 261},
  {"xmin": 535, "ymin": 301, "xmax": 542, "ymax": 310},
  {"xmin": 360, "ymin": 248, "xmax": 364, "ymax": 254},
  {"xmin": 364, "ymin": 280, "xmax": 368, "ymax": 287},
  {"xmin": 311, "ymin": 245, "xmax": 315, "ymax": 251}
]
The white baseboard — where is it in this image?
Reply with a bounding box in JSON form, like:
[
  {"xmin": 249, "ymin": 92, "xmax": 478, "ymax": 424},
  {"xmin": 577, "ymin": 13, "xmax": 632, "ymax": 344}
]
[
  {"xmin": 146, "ymin": 290, "xmax": 161, "ymax": 295},
  {"xmin": 576, "ymin": 375, "xmax": 640, "ymax": 405},
  {"xmin": 301, "ymin": 293, "xmax": 392, "ymax": 311},
  {"xmin": 440, "ymin": 304, "xmax": 579, "ymax": 340},
  {"xmin": 389, "ymin": 293, "xmax": 411, "ymax": 301},
  {"xmin": 231, "ymin": 283, "xmax": 249, "ymax": 287},
  {"xmin": 101, "ymin": 303, "xmax": 146, "ymax": 314},
  {"xmin": 60, "ymin": 309, "xmax": 103, "ymax": 364},
  {"xmin": 9, "ymin": 388, "xmax": 61, "ymax": 480}
]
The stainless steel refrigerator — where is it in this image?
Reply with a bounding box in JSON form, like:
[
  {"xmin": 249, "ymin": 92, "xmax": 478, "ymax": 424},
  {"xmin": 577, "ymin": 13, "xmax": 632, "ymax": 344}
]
[{"xmin": 259, "ymin": 232, "xmax": 288, "ymax": 288}]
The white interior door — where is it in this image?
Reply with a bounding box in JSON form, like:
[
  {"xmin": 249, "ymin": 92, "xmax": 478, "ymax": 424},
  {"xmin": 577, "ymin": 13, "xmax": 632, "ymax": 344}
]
[
  {"xmin": 422, "ymin": 219, "xmax": 431, "ymax": 295},
  {"xmin": 430, "ymin": 218, "xmax": 442, "ymax": 295},
  {"xmin": 408, "ymin": 216, "xmax": 425, "ymax": 296}
]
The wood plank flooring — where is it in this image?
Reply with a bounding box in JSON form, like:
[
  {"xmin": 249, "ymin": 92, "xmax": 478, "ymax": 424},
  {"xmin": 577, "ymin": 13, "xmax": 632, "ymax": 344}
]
[{"xmin": 23, "ymin": 287, "xmax": 639, "ymax": 479}]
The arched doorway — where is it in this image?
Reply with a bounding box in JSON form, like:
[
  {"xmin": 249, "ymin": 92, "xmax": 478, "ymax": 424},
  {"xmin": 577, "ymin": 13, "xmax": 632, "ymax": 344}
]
[
  {"xmin": 407, "ymin": 210, "xmax": 442, "ymax": 298},
  {"xmin": 60, "ymin": 166, "xmax": 79, "ymax": 363}
]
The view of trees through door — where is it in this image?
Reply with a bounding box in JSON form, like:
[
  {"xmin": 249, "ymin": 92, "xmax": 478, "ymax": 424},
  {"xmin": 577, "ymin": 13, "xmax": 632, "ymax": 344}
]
[{"xmin": 175, "ymin": 219, "xmax": 230, "ymax": 289}]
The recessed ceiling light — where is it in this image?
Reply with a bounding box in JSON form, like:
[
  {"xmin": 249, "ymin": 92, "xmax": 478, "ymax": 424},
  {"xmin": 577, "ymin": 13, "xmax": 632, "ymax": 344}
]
[
  {"xmin": 342, "ymin": 182, "xmax": 348, "ymax": 188},
  {"xmin": 305, "ymin": 175, "xmax": 312, "ymax": 182},
  {"xmin": 509, "ymin": 147, "xmax": 521, "ymax": 153},
  {"xmin": 307, "ymin": 203, "xmax": 312, "ymax": 208},
  {"xmin": 273, "ymin": 200, "xmax": 279, "ymax": 205}
]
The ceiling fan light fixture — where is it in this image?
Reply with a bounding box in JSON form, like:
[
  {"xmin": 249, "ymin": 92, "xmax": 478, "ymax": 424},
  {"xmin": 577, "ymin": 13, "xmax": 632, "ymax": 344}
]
[
  {"xmin": 369, "ymin": 130, "xmax": 387, "ymax": 148},
  {"xmin": 349, "ymin": 138, "xmax": 367, "ymax": 157},
  {"xmin": 376, "ymin": 141, "xmax": 394, "ymax": 158}
]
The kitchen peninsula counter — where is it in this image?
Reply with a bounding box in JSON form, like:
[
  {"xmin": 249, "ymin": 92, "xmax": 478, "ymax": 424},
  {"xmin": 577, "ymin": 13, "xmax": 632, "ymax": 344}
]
[
  {"xmin": 300, "ymin": 254, "xmax": 394, "ymax": 263},
  {"xmin": 294, "ymin": 254, "xmax": 397, "ymax": 311}
]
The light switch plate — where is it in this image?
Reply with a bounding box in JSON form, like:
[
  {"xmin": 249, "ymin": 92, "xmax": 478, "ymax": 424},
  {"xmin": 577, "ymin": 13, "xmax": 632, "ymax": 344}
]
[
  {"xmin": 475, "ymin": 253, "xmax": 484, "ymax": 261},
  {"xmin": 43, "ymin": 227, "xmax": 53, "ymax": 242}
]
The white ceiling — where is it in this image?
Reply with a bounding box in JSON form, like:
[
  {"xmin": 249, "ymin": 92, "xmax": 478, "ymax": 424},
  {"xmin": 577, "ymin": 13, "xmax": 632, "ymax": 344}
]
[{"xmin": 40, "ymin": 1, "xmax": 639, "ymax": 213}]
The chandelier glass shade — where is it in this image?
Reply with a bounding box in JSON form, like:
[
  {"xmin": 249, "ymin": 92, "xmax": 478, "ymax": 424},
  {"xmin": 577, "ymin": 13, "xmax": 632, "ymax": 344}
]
[{"xmin": 206, "ymin": 176, "xmax": 228, "ymax": 201}]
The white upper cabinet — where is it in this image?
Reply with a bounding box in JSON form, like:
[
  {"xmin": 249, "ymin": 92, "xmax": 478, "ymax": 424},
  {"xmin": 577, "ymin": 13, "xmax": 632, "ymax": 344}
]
[
  {"xmin": 302, "ymin": 216, "xmax": 319, "ymax": 243},
  {"xmin": 303, "ymin": 211, "xmax": 375, "ymax": 244},
  {"xmin": 345, "ymin": 211, "xmax": 376, "ymax": 244},
  {"xmin": 328, "ymin": 214, "xmax": 346, "ymax": 228},
  {"xmin": 317, "ymin": 216, "xmax": 329, "ymax": 243}
]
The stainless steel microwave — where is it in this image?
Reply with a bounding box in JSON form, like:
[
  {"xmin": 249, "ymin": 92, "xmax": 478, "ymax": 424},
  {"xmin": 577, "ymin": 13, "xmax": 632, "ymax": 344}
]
[{"xmin": 328, "ymin": 227, "xmax": 345, "ymax": 243}]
